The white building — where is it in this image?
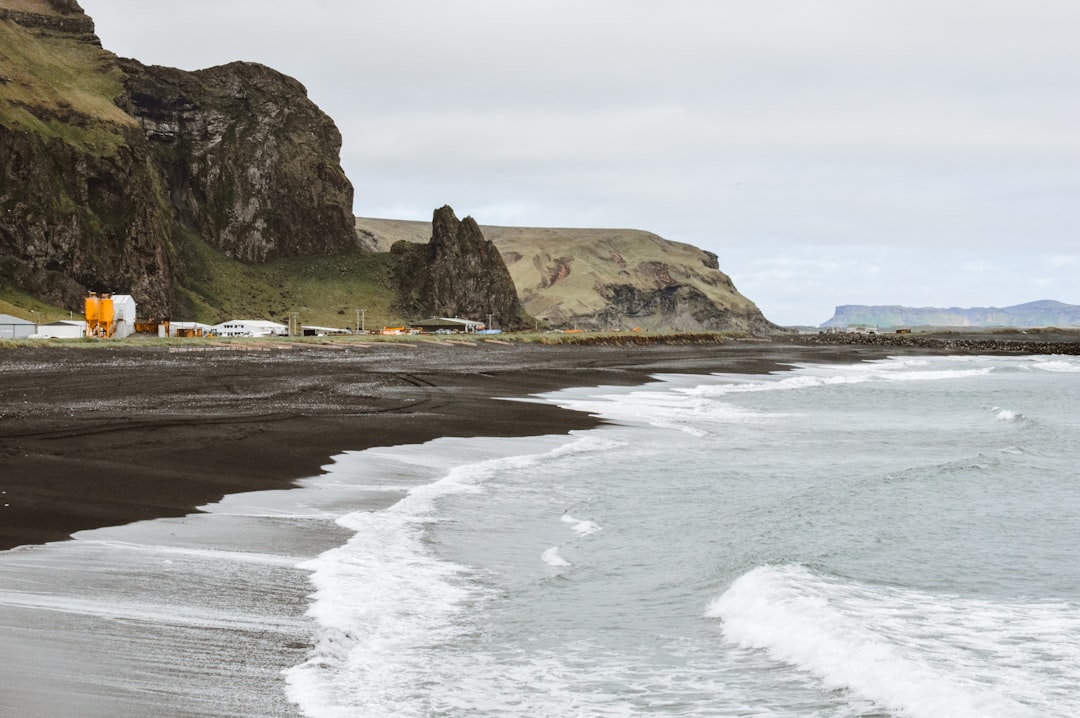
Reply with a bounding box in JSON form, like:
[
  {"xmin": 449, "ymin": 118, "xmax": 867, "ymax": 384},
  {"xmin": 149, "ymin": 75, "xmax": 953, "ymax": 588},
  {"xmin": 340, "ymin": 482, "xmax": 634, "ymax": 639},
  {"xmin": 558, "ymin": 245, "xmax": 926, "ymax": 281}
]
[
  {"xmin": 111, "ymin": 294, "xmax": 137, "ymax": 339},
  {"xmin": 301, "ymin": 325, "xmax": 353, "ymax": 336},
  {"xmin": 0, "ymin": 314, "xmax": 36, "ymax": 339},
  {"xmin": 41, "ymin": 320, "xmax": 88, "ymax": 339},
  {"xmin": 409, "ymin": 317, "xmax": 484, "ymax": 333},
  {"xmin": 161, "ymin": 321, "xmax": 214, "ymax": 338},
  {"xmin": 211, "ymin": 319, "xmax": 289, "ymax": 337}
]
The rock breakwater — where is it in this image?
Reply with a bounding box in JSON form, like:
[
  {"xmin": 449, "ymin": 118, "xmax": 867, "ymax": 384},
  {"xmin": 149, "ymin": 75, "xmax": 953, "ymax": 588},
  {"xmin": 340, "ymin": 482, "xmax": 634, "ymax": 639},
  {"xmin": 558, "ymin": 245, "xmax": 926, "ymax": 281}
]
[{"xmin": 797, "ymin": 331, "xmax": 1080, "ymax": 355}]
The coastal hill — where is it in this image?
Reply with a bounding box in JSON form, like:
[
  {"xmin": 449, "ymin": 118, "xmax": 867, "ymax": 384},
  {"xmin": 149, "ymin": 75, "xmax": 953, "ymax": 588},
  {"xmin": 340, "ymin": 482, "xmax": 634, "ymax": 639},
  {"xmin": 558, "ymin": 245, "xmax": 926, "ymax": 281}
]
[
  {"xmin": 356, "ymin": 217, "xmax": 778, "ymax": 333},
  {"xmin": 821, "ymin": 300, "xmax": 1080, "ymax": 329},
  {"xmin": 0, "ymin": 0, "xmax": 356, "ymax": 319},
  {"xmin": 2, "ymin": 0, "xmax": 778, "ymax": 334}
]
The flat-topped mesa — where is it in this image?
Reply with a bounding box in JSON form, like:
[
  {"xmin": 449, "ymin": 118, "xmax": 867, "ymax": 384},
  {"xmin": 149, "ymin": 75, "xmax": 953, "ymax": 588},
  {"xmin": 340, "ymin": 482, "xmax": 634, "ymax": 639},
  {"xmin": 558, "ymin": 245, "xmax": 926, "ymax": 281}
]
[{"xmin": 821, "ymin": 300, "xmax": 1080, "ymax": 329}]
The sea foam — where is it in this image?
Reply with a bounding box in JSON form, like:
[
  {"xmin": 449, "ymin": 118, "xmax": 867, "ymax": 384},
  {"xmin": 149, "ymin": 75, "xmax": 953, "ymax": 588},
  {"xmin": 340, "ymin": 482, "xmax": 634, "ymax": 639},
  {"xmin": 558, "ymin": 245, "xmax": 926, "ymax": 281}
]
[
  {"xmin": 284, "ymin": 434, "xmax": 615, "ymax": 718},
  {"xmin": 561, "ymin": 513, "xmax": 602, "ymax": 536},
  {"xmin": 708, "ymin": 565, "xmax": 1078, "ymax": 718},
  {"xmin": 541, "ymin": 547, "xmax": 571, "ymax": 567},
  {"xmin": 1029, "ymin": 357, "xmax": 1080, "ymax": 373}
]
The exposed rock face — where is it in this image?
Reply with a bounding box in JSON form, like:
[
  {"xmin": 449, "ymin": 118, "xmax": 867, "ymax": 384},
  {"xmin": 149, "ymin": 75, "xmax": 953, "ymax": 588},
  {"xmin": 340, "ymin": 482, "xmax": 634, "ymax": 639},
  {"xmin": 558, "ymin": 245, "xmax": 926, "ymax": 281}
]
[
  {"xmin": 484, "ymin": 226, "xmax": 779, "ymax": 333},
  {"xmin": 356, "ymin": 217, "xmax": 781, "ymax": 333},
  {"xmin": 0, "ymin": 124, "xmax": 176, "ymax": 314},
  {"xmin": 390, "ymin": 206, "xmax": 527, "ymax": 329},
  {"xmin": 821, "ymin": 300, "xmax": 1080, "ymax": 329},
  {"xmin": 118, "ymin": 59, "xmax": 355, "ymax": 262},
  {"xmin": 0, "ymin": 0, "xmax": 355, "ymax": 317},
  {"xmin": 0, "ymin": 0, "xmax": 96, "ymax": 38},
  {"xmin": 0, "ymin": 0, "xmax": 175, "ymax": 314}
]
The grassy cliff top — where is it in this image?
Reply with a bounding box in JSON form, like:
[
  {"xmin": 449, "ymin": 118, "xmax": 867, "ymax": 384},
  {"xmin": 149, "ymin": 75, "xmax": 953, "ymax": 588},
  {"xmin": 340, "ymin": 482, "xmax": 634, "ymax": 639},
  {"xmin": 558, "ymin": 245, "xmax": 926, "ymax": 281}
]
[
  {"xmin": 0, "ymin": 6, "xmax": 136, "ymax": 154},
  {"xmin": 2, "ymin": 0, "xmax": 63, "ymax": 15}
]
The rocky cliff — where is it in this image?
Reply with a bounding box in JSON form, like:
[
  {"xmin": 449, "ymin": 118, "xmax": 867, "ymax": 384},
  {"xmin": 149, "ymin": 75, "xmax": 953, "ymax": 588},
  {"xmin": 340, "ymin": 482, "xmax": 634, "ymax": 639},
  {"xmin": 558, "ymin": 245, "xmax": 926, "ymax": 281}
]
[
  {"xmin": 390, "ymin": 206, "xmax": 527, "ymax": 329},
  {"xmin": 117, "ymin": 58, "xmax": 355, "ymax": 263},
  {"xmin": 359, "ymin": 217, "xmax": 779, "ymax": 333},
  {"xmin": 0, "ymin": 0, "xmax": 355, "ymax": 318},
  {"xmin": 489, "ymin": 226, "xmax": 778, "ymax": 333},
  {"xmin": 821, "ymin": 300, "xmax": 1080, "ymax": 329}
]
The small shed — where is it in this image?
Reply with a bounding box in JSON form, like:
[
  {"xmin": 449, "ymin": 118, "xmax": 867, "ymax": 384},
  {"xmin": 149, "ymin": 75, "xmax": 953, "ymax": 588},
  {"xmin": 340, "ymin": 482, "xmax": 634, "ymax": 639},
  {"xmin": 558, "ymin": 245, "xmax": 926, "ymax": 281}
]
[{"xmin": 0, "ymin": 314, "xmax": 36, "ymax": 339}]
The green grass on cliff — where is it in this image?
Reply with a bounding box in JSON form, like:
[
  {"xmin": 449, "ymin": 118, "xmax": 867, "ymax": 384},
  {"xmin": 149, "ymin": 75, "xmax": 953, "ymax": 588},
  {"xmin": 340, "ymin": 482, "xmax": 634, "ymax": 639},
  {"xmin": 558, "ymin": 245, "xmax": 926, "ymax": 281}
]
[
  {"xmin": 0, "ymin": 287, "xmax": 76, "ymax": 323},
  {"xmin": 171, "ymin": 231, "xmax": 407, "ymax": 330},
  {"xmin": 0, "ymin": 14, "xmax": 135, "ymax": 155},
  {"xmin": 0, "ymin": 228, "xmax": 407, "ymax": 329}
]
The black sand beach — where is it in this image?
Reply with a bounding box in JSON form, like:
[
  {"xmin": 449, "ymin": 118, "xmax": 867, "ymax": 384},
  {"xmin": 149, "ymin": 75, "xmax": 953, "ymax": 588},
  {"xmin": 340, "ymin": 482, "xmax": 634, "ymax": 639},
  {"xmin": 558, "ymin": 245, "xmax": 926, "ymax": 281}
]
[{"xmin": 2, "ymin": 334, "xmax": 1077, "ymax": 551}]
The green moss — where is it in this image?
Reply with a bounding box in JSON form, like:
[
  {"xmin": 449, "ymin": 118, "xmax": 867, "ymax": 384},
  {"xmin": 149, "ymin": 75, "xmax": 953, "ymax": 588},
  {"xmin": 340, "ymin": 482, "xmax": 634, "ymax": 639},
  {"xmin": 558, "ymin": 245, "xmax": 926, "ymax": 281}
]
[
  {"xmin": 0, "ymin": 285, "xmax": 78, "ymax": 322},
  {"xmin": 0, "ymin": 18, "xmax": 133, "ymax": 157},
  {"xmin": 167, "ymin": 229, "xmax": 407, "ymax": 328}
]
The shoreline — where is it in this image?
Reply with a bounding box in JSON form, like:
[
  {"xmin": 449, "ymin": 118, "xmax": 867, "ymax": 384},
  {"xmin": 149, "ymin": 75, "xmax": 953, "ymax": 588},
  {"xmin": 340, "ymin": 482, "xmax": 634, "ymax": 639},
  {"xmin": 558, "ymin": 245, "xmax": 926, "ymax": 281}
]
[{"xmin": 2, "ymin": 335, "xmax": 1076, "ymax": 551}]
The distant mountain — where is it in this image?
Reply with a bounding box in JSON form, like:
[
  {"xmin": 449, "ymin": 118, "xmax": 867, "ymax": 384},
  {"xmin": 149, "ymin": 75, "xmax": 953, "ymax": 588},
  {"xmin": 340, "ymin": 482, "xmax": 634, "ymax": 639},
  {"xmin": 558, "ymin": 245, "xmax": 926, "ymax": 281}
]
[{"xmin": 821, "ymin": 301, "xmax": 1080, "ymax": 329}]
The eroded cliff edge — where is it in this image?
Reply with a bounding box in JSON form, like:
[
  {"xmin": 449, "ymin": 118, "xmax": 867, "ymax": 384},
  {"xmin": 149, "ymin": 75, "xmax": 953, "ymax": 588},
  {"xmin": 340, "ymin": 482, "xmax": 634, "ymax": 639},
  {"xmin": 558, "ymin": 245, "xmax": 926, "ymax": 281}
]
[
  {"xmin": 357, "ymin": 217, "xmax": 781, "ymax": 334},
  {"xmin": 0, "ymin": 0, "xmax": 355, "ymax": 318}
]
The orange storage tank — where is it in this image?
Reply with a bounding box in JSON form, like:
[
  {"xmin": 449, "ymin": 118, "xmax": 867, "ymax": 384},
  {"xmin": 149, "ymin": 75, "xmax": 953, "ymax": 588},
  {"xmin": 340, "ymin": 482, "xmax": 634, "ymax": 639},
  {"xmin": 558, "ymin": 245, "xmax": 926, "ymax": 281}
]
[
  {"xmin": 99, "ymin": 295, "xmax": 115, "ymax": 326},
  {"xmin": 84, "ymin": 294, "xmax": 99, "ymax": 323}
]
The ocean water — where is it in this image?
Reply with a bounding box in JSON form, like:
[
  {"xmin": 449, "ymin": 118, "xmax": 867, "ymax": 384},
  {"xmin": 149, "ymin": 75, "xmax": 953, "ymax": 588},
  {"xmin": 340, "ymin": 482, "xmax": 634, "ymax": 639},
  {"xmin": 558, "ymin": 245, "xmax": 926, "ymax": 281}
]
[{"xmin": 2, "ymin": 353, "xmax": 1079, "ymax": 717}]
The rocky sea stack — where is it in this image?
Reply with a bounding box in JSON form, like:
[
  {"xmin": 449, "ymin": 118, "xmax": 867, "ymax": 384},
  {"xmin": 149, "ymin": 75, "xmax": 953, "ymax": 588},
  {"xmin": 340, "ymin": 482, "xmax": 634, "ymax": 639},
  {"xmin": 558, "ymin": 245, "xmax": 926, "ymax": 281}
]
[{"xmin": 390, "ymin": 206, "xmax": 528, "ymax": 330}]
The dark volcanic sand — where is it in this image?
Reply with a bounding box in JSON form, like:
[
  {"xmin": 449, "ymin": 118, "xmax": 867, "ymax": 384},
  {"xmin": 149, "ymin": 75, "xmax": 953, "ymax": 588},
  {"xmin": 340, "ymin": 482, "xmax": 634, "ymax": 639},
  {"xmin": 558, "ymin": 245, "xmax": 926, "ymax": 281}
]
[{"xmin": 2, "ymin": 335, "xmax": 1073, "ymax": 551}]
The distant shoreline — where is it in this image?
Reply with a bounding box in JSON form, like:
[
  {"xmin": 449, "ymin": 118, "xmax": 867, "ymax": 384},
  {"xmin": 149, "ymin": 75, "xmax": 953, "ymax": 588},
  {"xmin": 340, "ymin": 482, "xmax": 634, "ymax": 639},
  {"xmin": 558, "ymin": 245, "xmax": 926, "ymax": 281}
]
[{"xmin": 2, "ymin": 334, "xmax": 1075, "ymax": 551}]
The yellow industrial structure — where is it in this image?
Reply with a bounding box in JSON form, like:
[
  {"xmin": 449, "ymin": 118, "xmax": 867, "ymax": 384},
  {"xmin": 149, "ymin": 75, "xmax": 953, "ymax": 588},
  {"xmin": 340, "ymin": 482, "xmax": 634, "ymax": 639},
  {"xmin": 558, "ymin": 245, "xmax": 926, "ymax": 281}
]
[
  {"xmin": 83, "ymin": 292, "xmax": 138, "ymax": 338},
  {"xmin": 84, "ymin": 292, "xmax": 115, "ymax": 338}
]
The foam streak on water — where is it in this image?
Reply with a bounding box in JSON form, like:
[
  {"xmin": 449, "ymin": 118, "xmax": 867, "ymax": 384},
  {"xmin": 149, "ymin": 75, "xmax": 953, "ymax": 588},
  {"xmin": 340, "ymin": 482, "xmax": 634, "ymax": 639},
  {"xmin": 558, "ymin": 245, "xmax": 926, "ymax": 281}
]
[
  {"xmin": 276, "ymin": 354, "xmax": 1080, "ymax": 717},
  {"xmin": 5, "ymin": 354, "xmax": 1080, "ymax": 717},
  {"xmin": 708, "ymin": 564, "xmax": 1076, "ymax": 718},
  {"xmin": 284, "ymin": 435, "xmax": 621, "ymax": 718}
]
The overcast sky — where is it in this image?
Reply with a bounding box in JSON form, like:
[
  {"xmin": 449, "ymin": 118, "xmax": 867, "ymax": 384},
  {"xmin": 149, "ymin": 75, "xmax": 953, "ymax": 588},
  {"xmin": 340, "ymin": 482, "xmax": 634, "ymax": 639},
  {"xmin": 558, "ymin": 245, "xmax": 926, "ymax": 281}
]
[{"xmin": 81, "ymin": 1, "xmax": 1080, "ymax": 325}]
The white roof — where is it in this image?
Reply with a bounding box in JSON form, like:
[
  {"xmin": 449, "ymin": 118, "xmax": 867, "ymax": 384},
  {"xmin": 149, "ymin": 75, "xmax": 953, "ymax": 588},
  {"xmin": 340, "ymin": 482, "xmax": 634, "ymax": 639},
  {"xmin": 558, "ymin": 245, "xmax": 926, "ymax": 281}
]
[
  {"xmin": 0, "ymin": 314, "xmax": 35, "ymax": 325},
  {"xmin": 212, "ymin": 319, "xmax": 288, "ymax": 329},
  {"xmin": 302, "ymin": 325, "xmax": 352, "ymax": 333},
  {"xmin": 411, "ymin": 317, "xmax": 482, "ymax": 326}
]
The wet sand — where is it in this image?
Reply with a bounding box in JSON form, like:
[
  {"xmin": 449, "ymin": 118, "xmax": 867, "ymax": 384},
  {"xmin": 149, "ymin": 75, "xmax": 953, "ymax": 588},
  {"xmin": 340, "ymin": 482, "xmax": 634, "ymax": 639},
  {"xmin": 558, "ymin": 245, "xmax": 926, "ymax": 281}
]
[
  {"xmin": 0, "ymin": 339, "xmax": 777, "ymax": 550},
  {"xmin": 2, "ymin": 334, "xmax": 1074, "ymax": 550}
]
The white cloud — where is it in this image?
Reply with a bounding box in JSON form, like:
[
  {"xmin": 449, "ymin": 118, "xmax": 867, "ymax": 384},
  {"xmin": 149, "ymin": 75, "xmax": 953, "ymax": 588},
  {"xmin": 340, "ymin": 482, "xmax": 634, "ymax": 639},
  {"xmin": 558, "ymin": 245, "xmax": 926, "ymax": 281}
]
[{"xmin": 80, "ymin": 0, "xmax": 1080, "ymax": 324}]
